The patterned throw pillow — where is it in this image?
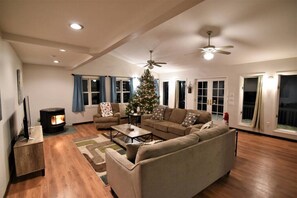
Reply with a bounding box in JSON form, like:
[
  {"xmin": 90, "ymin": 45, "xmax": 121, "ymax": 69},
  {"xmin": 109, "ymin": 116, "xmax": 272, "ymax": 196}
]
[
  {"xmin": 181, "ymin": 112, "xmax": 199, "ymax": 127},
  {"xmin": 200, "ymin": 121, "xmax": 213, "ymax": 131},
  {"xmin": 151, "ymin": 106, "xmax": 165, "ymax": 120},
  {"xmin": 100, "ymin": 102, "xmax": 113, "ymax": 117}
]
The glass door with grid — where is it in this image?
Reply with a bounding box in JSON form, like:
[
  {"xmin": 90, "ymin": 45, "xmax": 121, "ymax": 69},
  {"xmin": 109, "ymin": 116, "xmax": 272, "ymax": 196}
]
[{"xmin": 196, "ymin": 79, "xmax": 226, "ymax": 122}]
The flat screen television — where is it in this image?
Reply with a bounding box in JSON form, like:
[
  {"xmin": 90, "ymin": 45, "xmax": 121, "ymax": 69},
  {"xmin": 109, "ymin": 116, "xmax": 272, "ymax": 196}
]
[{"xmin": 22, "ymin": 96, "xmax": 31, "ymax": 139}]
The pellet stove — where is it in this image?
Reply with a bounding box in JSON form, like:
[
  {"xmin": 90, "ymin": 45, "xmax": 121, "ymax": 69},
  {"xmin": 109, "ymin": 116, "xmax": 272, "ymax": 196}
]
[{"xmin": 40, "ymin": 108, "xmax": 65, "ymax": 133}]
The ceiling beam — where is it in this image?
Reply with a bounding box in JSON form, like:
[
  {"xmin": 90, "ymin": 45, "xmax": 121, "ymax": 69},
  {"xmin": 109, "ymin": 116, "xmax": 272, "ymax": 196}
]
[
  {"xmin": 73, "ymin": 0, "xmax": 205, "ymax": 70},
  {"xmin": 2, "ymin": 32, "xmax": 91, "ymax": 55}
]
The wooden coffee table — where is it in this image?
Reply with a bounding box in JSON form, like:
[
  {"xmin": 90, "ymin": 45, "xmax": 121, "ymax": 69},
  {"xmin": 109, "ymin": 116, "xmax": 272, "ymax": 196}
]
[{"xmin": 111, "ymin": 124, "xmax": 153, "ymax": 144}]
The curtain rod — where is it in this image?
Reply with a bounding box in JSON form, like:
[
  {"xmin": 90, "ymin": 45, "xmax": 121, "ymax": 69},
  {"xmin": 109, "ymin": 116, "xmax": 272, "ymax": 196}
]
[{"xmin": 71, "ymin": 73, "xmax": 132, "ymax": 78}]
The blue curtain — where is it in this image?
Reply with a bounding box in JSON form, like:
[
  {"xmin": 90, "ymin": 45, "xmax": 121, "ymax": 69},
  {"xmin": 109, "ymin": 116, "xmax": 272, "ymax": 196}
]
[
  {"xmin": 99, "ymin": 76, "xmax": 106, "ymax": 102},
  {"xmin": 110, "ymin": 76, "xmax": 117, "ymax": 103},
  {"xmin": 72, "ymin": 75, "xmax": 85, "ymax": 112},
  {"xmin": 154, "ymin": 79, "xmax": 160, "ymax": 97},
  {"xmin": 130, "ymin": 77, "xmax": 134, "ymax": 98}
]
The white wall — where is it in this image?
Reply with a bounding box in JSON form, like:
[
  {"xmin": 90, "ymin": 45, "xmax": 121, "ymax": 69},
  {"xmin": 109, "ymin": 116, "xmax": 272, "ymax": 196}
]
[
  {"xmin": 0, "ymin": 37, "xmax": 23, "ymax": 197},
  {"xmin": 23, "ymin": 54, "xmax": 151, "ymax": 126},
  {"xmin": 159, "ymin": 57, "xmax": 297, "ymax": 140}
]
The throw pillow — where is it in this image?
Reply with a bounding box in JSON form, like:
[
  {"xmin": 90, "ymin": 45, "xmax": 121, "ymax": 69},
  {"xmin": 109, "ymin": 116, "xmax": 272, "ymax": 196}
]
[
  {"xmin": 200, "ymin": 121, "xmax": 213, "ymax": 131},
  {"xmin": 182, "ymin": 112, "xmax": 199, "ymax": 127},
  {"xmin": 151, "ymin": 106, "xmax": 165, "ymax": 120},
  {"xmin": 126, "ymin": 140, "xmax": 163, "ymax": 163},
  {"xmin": 100, "ymin": 102, "xmax": 113, "ymax": 117}
]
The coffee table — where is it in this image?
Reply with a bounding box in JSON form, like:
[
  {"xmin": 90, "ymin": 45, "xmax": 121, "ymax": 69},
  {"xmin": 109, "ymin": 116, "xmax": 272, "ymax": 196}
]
[{"xmin": 111, "ymin": 124, "xmax": 153, "ymax": 144}]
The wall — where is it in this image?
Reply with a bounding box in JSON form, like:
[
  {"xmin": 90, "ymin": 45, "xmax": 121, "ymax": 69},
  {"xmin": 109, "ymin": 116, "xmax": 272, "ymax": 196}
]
[
  {"xmin": 158, "ymin": 57, "xmax": 297, "ymax": 140},
  {"xmin": 23, "ymin": 54, "xmax": 152, "ymax": 126},
  {"xmin": 0, "ymin": 37, "xmax": 23, "ymax": 197}
]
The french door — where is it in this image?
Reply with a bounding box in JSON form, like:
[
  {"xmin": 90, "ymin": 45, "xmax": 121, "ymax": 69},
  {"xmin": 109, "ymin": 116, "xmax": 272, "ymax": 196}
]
[{"xmin": 196, "ymin": 79, "xmax": 226, "ymax": 122}]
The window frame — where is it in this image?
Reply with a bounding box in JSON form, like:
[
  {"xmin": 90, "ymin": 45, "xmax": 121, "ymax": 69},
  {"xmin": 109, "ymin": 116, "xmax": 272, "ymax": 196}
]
[
  {"xmin": 82, "ymin": 77, "xmax": 100, "ymax": 106},
  {"xmin": 274, "ymin": 72, "xmax": 297, "ymax": 133},
  {"xmin": 238, "ymin": 74, "xmax": 263, "ymax": 126},
  {"xmin": 116, "ymin": 78, "xmax": 131, "ymax": 103}
]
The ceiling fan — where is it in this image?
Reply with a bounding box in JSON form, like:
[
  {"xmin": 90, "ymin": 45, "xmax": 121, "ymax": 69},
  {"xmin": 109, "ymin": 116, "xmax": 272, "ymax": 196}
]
[
  {"xmin": 200, "ymin": 31, "xmax": 234, "ymax": 60},
  {"xmin": 144, "ymin": 50, "xmax": 167, "ymax": 69}
]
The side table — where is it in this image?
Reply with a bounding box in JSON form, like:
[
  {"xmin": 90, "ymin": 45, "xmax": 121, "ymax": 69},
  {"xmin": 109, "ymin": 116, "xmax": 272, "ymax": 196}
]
[{"xmin": 128, "ymin": 113, "xmax": 142, "ymax": 126}]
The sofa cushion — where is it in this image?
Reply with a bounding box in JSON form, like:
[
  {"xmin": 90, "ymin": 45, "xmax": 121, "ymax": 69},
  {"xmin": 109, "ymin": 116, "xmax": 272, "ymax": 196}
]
[
  {"xmin": 151, "ymin": 106, "xmax": 166, "ymax": 120},
  {"xmin": 93, "ymin": 116, "xmax": 118, "ymax": 123},
  {"xmin": 154, "ymin": 121, "xmax": 172, "ymax": 132},
  {"xmin": 182, "ymin": 112, "xmax": 199, "ymax": 127},
  {"xmin": 168, "ymin": 108, "xmax": 187, "ymax": 124},
  {"xmin": 167, "ymin": 123, "xmax": 187, "ymax": 136},
  {"xmin": 118, "ymin": 103, "xmax": 127, "ymax": 118},
  {"xmin": 142, "ymin": 119, "xmax": 156, "ymax": 128},
  {"xmin": 193, "ymin": 124, "xmax": 229, "ymax": 141},
  {"xmin": 164, "ymin": 108, "xmax": 173, "ymax": 121},
  {"xmin": 135, "ymin": 133, "xmax": 199, "ymax": 163}
]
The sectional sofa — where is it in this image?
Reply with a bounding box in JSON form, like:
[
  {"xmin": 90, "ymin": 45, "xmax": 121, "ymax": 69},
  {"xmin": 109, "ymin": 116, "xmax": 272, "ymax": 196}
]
[
  {"xmin": 106, "ymin": 124, "xmax": 236, "ymax": 198},
  {"xmin": 141, "ymin": 107, "xmax": 211, "ymax": 140}
]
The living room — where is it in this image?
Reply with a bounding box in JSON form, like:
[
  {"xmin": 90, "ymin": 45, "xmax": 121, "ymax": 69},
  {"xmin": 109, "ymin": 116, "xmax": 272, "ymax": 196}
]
[{"xmin": 0, "ymin": 0, "xmax": 296, "ymax": 197}]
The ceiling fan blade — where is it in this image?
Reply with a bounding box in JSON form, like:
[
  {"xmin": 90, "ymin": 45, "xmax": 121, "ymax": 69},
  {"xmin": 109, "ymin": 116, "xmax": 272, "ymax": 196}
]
[
  {"xmin": 153, "ymin": 64, "xmax": 162, "ymax": 67},
  {"xmin": 216, "ymin": 50, "xmax": 231, "ymax": 55},
  {"xmin": 216, "ymin": 45, "xmax": 234, "ymax": 49},
  {"xmin": 154, "ymin": 62, "xmax": 167, "ymax": 64},
  {"xmin": 144, "ymin": 64, "xmax": 149, "ymax": 67}
]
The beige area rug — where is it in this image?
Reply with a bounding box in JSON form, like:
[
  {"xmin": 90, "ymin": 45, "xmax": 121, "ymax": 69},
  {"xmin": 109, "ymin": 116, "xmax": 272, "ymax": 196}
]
[{"xmin": 73, "ymin": 133, "xmax": 126, "ymax": 186}]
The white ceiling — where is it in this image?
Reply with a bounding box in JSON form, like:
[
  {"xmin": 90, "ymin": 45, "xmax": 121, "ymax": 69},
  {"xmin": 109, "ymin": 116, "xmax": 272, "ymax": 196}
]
[{"xmin": 0, "ymin": 0, "xmax": 296, "ymax": 73}]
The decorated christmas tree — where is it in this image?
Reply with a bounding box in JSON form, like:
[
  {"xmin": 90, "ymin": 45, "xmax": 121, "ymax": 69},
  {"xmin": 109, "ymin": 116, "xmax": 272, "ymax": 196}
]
[{"xmin": 126, "ymin": 69, "xmax": 159, "ymax": 114}]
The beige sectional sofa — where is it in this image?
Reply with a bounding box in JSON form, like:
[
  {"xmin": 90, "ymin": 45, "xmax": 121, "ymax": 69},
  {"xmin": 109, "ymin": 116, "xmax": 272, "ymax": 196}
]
[
  {"xmin": 106, "ymin": 124, "xmax": 236, "ymax": 198},
  {"xmin": 141, "ymin": 107, "xmax": 211, "ymax": 140}
]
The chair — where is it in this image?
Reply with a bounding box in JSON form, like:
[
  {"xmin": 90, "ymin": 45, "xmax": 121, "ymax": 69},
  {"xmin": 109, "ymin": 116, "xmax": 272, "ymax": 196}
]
[{"xmin": 93, "ymin": 103, "xmax": 121, "ymax": 130}]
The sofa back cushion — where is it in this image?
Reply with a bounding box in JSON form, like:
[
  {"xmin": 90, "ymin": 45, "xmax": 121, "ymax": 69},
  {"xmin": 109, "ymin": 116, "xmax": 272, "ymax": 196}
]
[
  {"xmin": 168, "ymin": 108, "xmax": 187, "ymax": 124},
  {"xmin": 193, "ymin": 124, "xmax": 229, "ymax": 141},
  {"xmin": 187, "ymin": 109, "xmax": 211, "ymax": 124},
  {"xmin": 164, "ymin": 108, "xmax": 173, "ymax": 121},
  {"xmin": 135, "ymin": 133, "xmax": 199, "ymax": 163},
  {"xmin": 118, "ymin": 103, "xmax": 127, "ymax": 118}
]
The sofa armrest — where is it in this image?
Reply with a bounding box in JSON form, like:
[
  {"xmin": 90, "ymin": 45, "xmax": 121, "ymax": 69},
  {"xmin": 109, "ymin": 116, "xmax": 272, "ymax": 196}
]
[
  {"xmin": 93, "ymin": 113, "xmax": 102, "ymax": 118},
  {"xmin": 106, "ymin": 148, "xmax": 138, "ymax": 198},
  {"xmin": 141, "ymin": 114, "xmax": 152, "ymax": 123},
  {"xmin": 114, "ymin": 112, "xmax": 121, "ymax": 118},
  {"xmin": 106, "ymin": 148, "xmax": 135, "ymax": 170}
]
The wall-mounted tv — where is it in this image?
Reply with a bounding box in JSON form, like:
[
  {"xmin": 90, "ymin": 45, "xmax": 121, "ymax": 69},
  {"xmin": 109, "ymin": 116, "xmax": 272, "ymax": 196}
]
[{"xmin": 22, "ymin": 96, "xmax": 31, "ymax": 139}]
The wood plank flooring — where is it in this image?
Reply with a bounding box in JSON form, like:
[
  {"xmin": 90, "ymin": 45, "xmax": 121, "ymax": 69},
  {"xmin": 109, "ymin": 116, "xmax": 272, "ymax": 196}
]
[{"xmin": 6, "ymin": 123, "xmax": 297, "ymax": 198}]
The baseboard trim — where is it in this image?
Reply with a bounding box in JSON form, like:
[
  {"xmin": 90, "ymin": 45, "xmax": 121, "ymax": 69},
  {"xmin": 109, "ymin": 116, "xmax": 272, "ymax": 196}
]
[
  {"xmin": 232, "ymin": 127, "xmax": 297, "ymax": 142},
  {"xmin": 72, "ymin": 121, "xmax": 93, "ymax": 125}
]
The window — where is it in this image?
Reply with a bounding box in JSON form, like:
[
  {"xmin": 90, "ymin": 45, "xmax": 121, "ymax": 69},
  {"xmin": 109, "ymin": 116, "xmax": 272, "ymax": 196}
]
[
  {"xmin": 163, "ymin": 81, "xmax": 169, "ymax": 105},
  {"xmin": 82, "ymin": 78, "xmax": 100, "ymax": 106},
  {"xmin": 277, "ymin": 75, "xmax": 297, "ymax": 131},
  {"xmin": 241, "ymin": 77, "xmax": 258, "ymax": 123},
  {"xmin": 177, "ymin": 81, "xmax": 186, "ymax": 109},
  {"xmin": 116, "ymin": 79, "xmax": 130, "ymax": 103}
]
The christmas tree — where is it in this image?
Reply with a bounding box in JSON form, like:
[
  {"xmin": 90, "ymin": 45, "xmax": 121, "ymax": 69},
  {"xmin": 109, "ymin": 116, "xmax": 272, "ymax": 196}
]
[{"xmin": 126, "ymin": 69, "xmax": 159, "ymax": 114}]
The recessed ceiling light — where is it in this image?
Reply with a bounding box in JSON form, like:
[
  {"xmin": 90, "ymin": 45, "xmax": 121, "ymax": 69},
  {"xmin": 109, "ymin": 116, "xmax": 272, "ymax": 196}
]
[
  {"xmin": 53, "ymin": 60, "xmax": 60, "ymax": 64},
  {"xmin": 59, "ymin": 49, "xmax": 66, "ymax": 52},
  {"xmin": 70, "ymin": 23, "xmax": 84, "ymax": 30}
]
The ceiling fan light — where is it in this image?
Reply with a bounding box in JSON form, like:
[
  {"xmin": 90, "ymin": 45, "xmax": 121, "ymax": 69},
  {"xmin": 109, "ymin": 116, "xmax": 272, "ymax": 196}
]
[
  {"xmin": 70, "ymin": 23, "xmax": 84, "ymax": 30},
  {"xmin": 203, "ymin": 52, "xmax": 214, "ymax": 60},
  {"xmin": 148, "ymin": 65, "xmax": 154, "ymax": 69}
]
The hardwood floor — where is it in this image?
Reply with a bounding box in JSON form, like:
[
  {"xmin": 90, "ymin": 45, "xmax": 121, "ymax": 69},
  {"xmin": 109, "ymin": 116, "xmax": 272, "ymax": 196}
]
[{"xmin": 6, "ymin": 124, "xmax": 297, "ymax": 198}]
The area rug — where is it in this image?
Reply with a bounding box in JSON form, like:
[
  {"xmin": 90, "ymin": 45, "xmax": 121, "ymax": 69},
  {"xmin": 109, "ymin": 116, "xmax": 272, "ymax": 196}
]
[{"xmin": 73, "ymin": 134, "xmax": 126, "ymax": 186}]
